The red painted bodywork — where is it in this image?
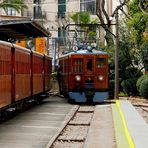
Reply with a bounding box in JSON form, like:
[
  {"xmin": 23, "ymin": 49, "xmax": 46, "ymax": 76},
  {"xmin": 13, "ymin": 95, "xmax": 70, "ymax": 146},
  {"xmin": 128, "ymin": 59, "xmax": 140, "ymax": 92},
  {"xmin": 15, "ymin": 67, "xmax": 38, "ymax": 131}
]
[
  {"xmin": 0, "ymin": 40, "xmax": 52, "ymax": 110},
  {"xmin": 59, "ymin": 53, "xmax": 108, "ymax": 92},
  {"xmin": 0, "ymin": 44, "xmax": 12, "ymax": 108},
  {"xmin": 14, "ymin": 47, "xmax": 31, "ymax": 101},
  {"xmin": 31, "ymin": 52, "xmax": 44, "ymax": 95},
  {"xmin": 44, "ymin": 55, "xmax": 52, "ymax": 91}
]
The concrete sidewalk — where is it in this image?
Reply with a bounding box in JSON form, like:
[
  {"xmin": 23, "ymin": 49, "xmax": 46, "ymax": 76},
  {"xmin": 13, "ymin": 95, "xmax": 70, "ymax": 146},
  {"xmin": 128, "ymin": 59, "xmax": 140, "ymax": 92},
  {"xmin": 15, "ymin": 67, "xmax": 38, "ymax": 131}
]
[
  {"xmin": 0, "ymin": 96, "xmax": 75, "ymax": 148},
  {"xmin": 119, "ymin": 100, "xmax": 148, "ymax": 148},
  {"xmin": 84, "ymin": 104, "xmax": 116, "ymax": 148}
]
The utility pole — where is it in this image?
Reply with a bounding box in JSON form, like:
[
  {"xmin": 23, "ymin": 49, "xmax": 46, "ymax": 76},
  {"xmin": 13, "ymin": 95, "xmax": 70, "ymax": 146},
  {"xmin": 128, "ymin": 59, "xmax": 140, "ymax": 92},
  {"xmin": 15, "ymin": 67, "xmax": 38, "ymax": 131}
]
[{"xmin": 115, "ymin": 10, "xmax": 119, "ymax": 100}]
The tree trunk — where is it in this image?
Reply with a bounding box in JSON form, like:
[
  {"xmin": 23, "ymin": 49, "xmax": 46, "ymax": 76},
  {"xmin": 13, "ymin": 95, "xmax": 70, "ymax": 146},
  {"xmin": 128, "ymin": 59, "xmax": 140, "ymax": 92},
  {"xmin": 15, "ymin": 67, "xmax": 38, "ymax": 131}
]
[{"xmin": 104, "ymin": 28, "xmax": 114, "ymax": 48}]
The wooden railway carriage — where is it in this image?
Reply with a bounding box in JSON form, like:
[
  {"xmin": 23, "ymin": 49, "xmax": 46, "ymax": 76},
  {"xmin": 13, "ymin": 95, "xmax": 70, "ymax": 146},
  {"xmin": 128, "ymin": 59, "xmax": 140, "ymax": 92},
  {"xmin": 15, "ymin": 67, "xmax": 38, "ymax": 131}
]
[
  {"xmin": 44, "ymin": 55, "xmax": 52, "ymax": 92},
  {"xmin": 31, "ymin": 52, "xmax": 52, "ymax": 96},
  {"xmin": 0, "ymin": 41, "xmax": 12, "ymax": 108},
  {"xmin": 14, "ymin": 45, "xmax": 31, "ymax": 102},
  {"xmin": 31, "ymin": 51, "xmax": 44, "ymax": 96},
  {"xmin": 31, "ymin": 51, "xmax": 52, "ymax": 96},
  {"xmin": 59, "ymin": 48, "xmax": 109, "ymax": 103},
  {"xmin": 0, "ymin": 40, "xmax": 52, "ymax": 114}
]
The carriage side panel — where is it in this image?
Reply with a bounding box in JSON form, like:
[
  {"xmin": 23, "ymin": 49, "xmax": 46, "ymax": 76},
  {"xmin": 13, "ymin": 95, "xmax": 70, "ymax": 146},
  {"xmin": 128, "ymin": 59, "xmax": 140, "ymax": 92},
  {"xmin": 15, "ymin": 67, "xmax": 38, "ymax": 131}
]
[
  {"xmin": 15, "ymin": 48, "xmax": 31, "ymax": 101},
  {"xmin": 68, "ymin": 55, "xmax": 84, "ymax": 90},
  {"xmin": 95, "ymin": 54, "xmax": 108, "ymax": 89},
  {"xmin": 32, "ymin": 52, "xmax": 44, "ymax": 95},
  {"xmin": 0, "ymin": 44, "xmax": 12, "ymax": 108},
  {"xmin": 44, "ymin": 55, "xmax": 52, "ymax": 91},
  {"xmin": 61, "ymin": 56, "xmax": 69, "ymax": 92}
]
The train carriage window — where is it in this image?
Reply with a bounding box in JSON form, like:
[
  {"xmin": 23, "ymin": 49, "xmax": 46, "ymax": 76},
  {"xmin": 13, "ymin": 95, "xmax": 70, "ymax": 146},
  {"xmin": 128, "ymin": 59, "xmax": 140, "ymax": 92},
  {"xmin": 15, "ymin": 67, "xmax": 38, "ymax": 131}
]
[
  {"xmin": 97, "ymin": 58, "xmax": 106, "ymax": 68},
  {"xmin": 73, "ymin": 59, "xmax": 83, "ymax": 73}
]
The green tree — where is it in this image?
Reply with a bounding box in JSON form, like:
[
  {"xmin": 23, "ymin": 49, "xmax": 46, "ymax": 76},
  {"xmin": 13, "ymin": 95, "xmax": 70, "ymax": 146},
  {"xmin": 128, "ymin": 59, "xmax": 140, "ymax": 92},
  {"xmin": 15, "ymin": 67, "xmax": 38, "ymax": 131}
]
[
  {"xmin": 139, "ymin": 0, "xmax": 148, "ymax": 13},
  {"xmin": 0, "ymin": 0, "xmax": 27, "ymax": 13},
  {"xmin": 96, "ymin": 0, "xmax": 129, "ymax": 48},
  {"xmin": 128, "ymin": 0, "xmax": 148, "ymax": 72},
  {"xmin": 71, "ymin": 12, "xmax": 91, "ymax": 24},
  {"xmin": 108, "ymin": 20, "xmax": 142, "ymax": 96},
  {"xmin": 70, "ymin": 12, "xmax": 99, "ymax": 43}
]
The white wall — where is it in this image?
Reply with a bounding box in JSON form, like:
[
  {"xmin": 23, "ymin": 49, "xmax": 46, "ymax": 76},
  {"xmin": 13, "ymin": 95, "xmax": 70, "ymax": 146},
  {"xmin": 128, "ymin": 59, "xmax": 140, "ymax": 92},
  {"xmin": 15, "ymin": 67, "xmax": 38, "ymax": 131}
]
[{"xmin": 42, "ymin": 0, "xmax": 58, "ymax": 38}]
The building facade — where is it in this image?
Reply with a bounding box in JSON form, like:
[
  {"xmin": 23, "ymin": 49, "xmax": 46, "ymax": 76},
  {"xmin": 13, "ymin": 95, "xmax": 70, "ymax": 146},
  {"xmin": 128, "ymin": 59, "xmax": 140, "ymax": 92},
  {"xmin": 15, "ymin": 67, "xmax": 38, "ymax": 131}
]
[{"xmin": 0, "ymin": 0, "xmax": 125, "ymax": 53}]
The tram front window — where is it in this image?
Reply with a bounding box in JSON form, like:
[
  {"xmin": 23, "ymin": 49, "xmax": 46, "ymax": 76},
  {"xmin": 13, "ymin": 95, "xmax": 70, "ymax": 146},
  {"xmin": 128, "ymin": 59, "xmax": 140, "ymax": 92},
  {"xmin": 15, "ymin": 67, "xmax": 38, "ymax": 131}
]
[
  {"xmin": 73, "ymin": 59, "xmax": 83, "ymax": 73},
  {"xmin": 87, "ymin": 59, "xmax": 93, "ymax": 72},
  {"xmin": 97, "ymin": 58, "xmax": 106, "ymax": 68}
]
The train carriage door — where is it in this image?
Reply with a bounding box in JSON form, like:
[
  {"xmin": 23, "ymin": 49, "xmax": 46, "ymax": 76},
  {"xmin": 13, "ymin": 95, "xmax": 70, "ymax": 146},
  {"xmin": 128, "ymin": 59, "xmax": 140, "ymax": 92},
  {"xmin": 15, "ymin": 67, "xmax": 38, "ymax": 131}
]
[{"xmin": 85, "ymin": 56, "xmax": 94, "ymax": 74}]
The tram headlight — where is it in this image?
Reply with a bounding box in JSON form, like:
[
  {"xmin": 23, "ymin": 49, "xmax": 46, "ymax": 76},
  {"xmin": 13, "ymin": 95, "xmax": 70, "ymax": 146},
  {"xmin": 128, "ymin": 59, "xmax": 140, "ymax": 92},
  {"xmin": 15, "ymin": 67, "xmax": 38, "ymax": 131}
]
[
  {"xmin": 98, "ymin": 75, "xmax": 104, "ymax": 81},
  {"xmin": 75, "ymin": 75, "xmax": 81, "ymax": 82}
]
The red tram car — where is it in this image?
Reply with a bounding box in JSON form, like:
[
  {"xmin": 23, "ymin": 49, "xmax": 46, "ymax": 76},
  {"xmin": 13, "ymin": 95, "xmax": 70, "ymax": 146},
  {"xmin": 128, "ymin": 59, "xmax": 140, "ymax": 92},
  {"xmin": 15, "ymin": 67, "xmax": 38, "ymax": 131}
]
[
  {"xmin": 0, "ymin": 40, "xmax": 52, "ymax": 115},
  {"xmin": 59, "ymin": 46, "xmax": 109, "ymax": 103}
]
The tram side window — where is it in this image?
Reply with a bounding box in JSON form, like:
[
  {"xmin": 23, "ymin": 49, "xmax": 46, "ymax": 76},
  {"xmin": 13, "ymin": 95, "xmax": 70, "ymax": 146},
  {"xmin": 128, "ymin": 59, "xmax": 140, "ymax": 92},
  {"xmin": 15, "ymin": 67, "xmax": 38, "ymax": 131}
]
[
  {"xmin": 97, "ymin": 58, "xmax": 106, "ymax": 68},
  {"xmin": 73, "ymin": 59, "xmax": 83, "ymax": 73}
]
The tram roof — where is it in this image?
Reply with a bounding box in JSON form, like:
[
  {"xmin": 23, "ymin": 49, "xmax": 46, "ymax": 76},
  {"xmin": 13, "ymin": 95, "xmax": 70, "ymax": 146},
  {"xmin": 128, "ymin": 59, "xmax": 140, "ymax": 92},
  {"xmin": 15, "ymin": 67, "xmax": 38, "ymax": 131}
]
[
  {"xmin": 0, "ymin": 17, "xmax": 50, "ymax": 41},
  {"xmin": 60, "ymin": 49, "xmax": 108, "ymax": 58}
]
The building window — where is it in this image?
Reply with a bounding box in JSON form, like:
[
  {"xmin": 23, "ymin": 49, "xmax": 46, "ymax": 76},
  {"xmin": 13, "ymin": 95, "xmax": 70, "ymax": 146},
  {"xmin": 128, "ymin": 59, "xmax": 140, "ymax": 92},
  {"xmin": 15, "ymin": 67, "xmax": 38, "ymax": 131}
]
[
  {"xmin": 7, "ymin": 7, "xmax": 16, "ymax": 16},
  {"xmin": 5, "ymin": 0, "xmax": 16, "ymax": 16},
  {"xmin": 58, "ymin": 28, "xmax": 66, "ymax": 45},
  {"xmin": 80, "ymin": 0, "xmax": 96, "ymax": 15},
  {"xmin": 33, "ymin": 0, "xmax": 42, "ymax": 19},
  {"xmin": 58, "ymin": 0, "xmax": 66, "ymax": 18}
]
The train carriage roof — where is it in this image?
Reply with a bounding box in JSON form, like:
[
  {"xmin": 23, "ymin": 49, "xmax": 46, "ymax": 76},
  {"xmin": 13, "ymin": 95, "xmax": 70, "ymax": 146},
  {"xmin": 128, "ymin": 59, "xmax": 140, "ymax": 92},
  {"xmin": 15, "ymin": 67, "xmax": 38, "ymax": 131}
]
[
  {"xmin": 0, "ymin": 17, "xmax": 50, "ymax": 41},
  {"xmin": 60, "ymin": 49, "xmax": 108, "ymax": 58}
]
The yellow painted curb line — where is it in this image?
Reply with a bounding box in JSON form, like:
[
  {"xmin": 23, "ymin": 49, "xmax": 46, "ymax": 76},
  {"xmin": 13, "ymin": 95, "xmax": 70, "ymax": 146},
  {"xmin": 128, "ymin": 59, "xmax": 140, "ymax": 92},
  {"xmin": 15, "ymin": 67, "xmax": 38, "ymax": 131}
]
[{"xmin": 112, "ymin": 100, "xmax": 134, "ymax": 148}]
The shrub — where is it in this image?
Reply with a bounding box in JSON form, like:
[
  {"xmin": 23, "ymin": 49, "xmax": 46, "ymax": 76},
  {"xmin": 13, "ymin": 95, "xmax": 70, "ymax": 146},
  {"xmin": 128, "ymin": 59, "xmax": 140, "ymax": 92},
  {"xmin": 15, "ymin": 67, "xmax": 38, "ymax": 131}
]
[
  {"xmin": 51, "ymin": 72, "xmax": 57, "ymax": 79},
  {"xmin": 136, "ymin": 74, "xmax": 148, "ymax": 92},
  {"xmin": 121, "ymin": 78, "xmax": 138, "ymax": 96},
  {"xmin": 109, "ymin": 79, "xmax": 115, "ymax": 99},
  {"xmin": 118, "ymin": 92, "xmax": 128, "ymax": 97},
  {"xmin": 139, "ymin": 78, "xmax": 148, "ymax": 99}
]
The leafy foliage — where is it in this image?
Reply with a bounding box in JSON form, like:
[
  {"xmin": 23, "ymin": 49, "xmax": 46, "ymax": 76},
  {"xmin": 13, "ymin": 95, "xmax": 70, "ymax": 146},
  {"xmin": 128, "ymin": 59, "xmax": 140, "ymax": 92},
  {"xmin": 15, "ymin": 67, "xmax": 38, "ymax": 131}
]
[
  {"xmin": 128, "ymin": 0, "xmax": 148, "ymax": 45},
  {"xmin": 0, "ymin": 0, "xmax": 27, "ymax": 13},
  {"xmin": 128, "ymin": 13, "xmax": 148, "ymax": 44},
  {"xmin": 121, "ymin": 78, "xmax": 139, "ymax": 96},
  {"xmin": 140, "ymin": 41, "xmax": 148, "ymax": 71},
  {"xmin": 136, "ymin": 74, "xmax": 148, "ymax": 92},
  {"xmin": 139, "ymin": 0, "xmax": 148, "ymax": 13},
  {"xmin": 100, "ymin": 0, "xmax": 148, "ymax": 97},
  {"xmin": 108, "ymin": 19, "xmax": 143, "ymax": 96},
  {"xmin": 139, "ymin": 77, "xmax": 148, "ymax": 99},
  {"xmin": 70, "ymin": 12, "xmax": 99, "ymax": 43},
  {"xmin": 70, "ymin": 12, "xmax": 90, "ymax": 24},
  {"xmin": 127, "ymin": 0, "xmax": 148, "ymax": 73}
]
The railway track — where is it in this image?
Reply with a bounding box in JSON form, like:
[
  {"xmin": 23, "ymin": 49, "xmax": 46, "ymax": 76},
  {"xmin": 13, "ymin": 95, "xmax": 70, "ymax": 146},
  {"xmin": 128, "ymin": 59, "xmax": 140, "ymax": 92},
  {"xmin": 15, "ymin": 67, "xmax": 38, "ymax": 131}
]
[
  {"xmin": 132, "ymin": 102, "xmax": 148, "ymax": 123},
  {"xmin": 0, "ymin": 97, "xmax": 147, "ymax": 148},
  {"xmin": 48, "ymin": 105, "xmax": 95, "ymax": 148}
]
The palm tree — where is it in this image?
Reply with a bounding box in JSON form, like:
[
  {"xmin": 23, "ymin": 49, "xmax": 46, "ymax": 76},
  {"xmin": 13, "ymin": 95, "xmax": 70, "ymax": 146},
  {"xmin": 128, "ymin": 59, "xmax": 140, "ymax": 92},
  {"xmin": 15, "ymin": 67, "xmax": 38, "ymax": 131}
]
[{"xmin": 0, "ymin": 0, "xmax": 27, "ymax": 13}]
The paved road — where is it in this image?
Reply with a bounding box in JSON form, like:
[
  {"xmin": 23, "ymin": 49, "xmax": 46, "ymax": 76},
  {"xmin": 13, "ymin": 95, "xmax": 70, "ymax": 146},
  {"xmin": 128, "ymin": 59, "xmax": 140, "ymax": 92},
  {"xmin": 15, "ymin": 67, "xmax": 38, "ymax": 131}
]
[{"xmin": 0, "ymin": 96, "xmax": 73, "ymax": 148}]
